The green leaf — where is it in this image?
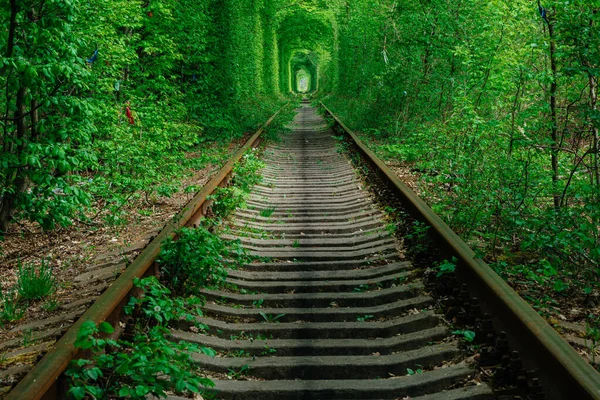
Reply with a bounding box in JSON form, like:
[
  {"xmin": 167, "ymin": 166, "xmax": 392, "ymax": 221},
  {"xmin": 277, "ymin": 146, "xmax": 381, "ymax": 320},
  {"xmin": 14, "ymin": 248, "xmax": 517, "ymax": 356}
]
[
  {"xmin": 553, "ymin": 280, "xmax": 568, "ymax": 293},
  {"xmin": 98, "ymin": 321, "xmax": 115, "ymax": 334},
  {"xmin": 201, "ymin": 347, "xmax": 217, "ymax": 357},
  {"xmin": 135, "ymin": 385, "xmax": 149, "ymax": 396},
  {"xmin": 86, "ymin": 367, "xmax": 101, "ymax": 381},
  {"xmin": 68, "ymin": 386, "xmax": 86, "ymax": 400},
  {"xmin": 463, "ymin": 330, "xmax": 476, "ymax": 342}
]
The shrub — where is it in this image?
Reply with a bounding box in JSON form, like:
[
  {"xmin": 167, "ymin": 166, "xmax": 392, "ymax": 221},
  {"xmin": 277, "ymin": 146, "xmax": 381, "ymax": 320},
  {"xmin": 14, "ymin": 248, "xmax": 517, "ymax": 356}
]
[{"xmin": 158, "ymin": 227, "xmax": 247, "ymax": 295}]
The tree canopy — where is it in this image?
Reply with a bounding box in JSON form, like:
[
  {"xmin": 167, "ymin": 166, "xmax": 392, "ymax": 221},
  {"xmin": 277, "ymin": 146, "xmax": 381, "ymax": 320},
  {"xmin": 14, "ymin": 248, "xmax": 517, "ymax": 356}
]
[{"xmin": 1, "ymin": 0, "xmax": 599, "ymax": 300}]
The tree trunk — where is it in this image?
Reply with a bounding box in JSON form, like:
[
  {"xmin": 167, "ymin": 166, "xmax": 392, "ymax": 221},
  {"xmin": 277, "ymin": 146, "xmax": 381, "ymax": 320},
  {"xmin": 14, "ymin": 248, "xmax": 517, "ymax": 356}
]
[
  {"xmin": 0, "ymin": 86, "xmax": 28, "ymax": 232},
  {"xmin": 591, "ymin": 73, "xmax": 600, "ymax": 190},
  {"xmin": 548, "ymin": 14, "xmax": 560, "ymax": 210}
]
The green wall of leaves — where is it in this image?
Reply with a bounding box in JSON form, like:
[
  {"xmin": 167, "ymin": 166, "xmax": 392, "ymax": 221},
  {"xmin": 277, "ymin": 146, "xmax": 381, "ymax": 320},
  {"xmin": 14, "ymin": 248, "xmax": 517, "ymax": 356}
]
[
  {"xmin": 322, "ymin": 0, "xmax": 600, "ymax": 295},
  {"xmin": 0, "ymin": 0, "xmax": 293, "ymax": 231}
]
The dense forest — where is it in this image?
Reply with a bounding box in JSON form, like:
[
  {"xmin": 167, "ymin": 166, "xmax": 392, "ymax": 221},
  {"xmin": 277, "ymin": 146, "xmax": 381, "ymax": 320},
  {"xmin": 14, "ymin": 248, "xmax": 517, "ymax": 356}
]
[
  {"xmin": 323, "ymin": 0, "xmax": 600, "ymax": 309},
  {"xmin": 0, "ymin": 0, "xmax": 286, "ymax": 232},
  {"xmin": 1, "ymin": 0, "xmax": 599, "ymax": 320}
]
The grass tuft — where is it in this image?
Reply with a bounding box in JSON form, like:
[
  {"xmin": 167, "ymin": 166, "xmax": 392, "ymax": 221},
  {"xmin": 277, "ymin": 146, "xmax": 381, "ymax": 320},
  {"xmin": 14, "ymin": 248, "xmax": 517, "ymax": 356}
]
[{"xmin": 17, "ymin": 260, "xmax": 56, "ymax": 301}]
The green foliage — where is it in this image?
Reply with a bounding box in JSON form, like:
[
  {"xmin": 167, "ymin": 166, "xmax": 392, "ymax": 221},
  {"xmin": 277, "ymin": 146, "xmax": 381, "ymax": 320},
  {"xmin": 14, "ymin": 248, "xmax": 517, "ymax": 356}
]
[
  {"xmin": 210, "ymin": 187, "xmax": 247, "ymax": 221},
  {"xmin": 406, "ymin": 367, "xmax": 424, "ymax": 375},
  {"xmin": 260, "ymin": 206, "xmax": 277, "ymax": 218},
  {"xmin": 0, "ymin": 0, "xmax": 288, "ymax": 233},
  {"xmin": 452, "ymin": 330, "xmax": 476, "ymax": 343},
  {"xmin": 209, "ymin": 150, "xmax": 265, "ymax": 219},
  {"xmin": 404, "ymin": 221, "xmax": 432, "ymax": 257},
  {"xmin": 586, "ymin": 315, "xmax": 600, "ymax": 366},
  {"xmin": 42, "ymin": 299, "xmax": 60, "ymax": 313},
  {"xmin": 321, "ymin": 0, "xmax": 600, "ymax": 315},
  {"xmin": 0, "ymin": 286, "xmax": 25, "ymax": 326},
  {"xmin": 252, "ymin": 298, "xmax": 264, "ymax": 308},
  {"xmin": 259, "ymin": 312, "xmax": 286, "ymax": 323},
  {"xmin": 356, "ymin": 314, "xmax": 374, "ymax": 322},
  {"xmin": 0, "ymin": 0, "xmax": 95, "ymax": 231},
  {"xmin": 0, "ymin": 260, "xmax": 55, "ymax": 325},
  {"xmin": 67, "ymin": 322, "xmax": 212, "ymax": 400},
  {"xmin": 66, "ymin": 278, "xmax": 214, "ymax": 399},
  {"xmin": 227, "ymin": 364, "xmax": 252, "ymax": 379},
  {"xmin": 232, "ymin": 151, "xmax": 266, "ymax": 193},
  {"xmin": 16, "ymin": 260, "xmax": 56, "ymax": 301},
  {"xmin": 124, "ymin": 277, "xmax": 202, "ymax": 326},
  {"xmin": 436, "ymin": 257, "xmax": 457, "ymax": 278},
  {"xmin": 158, "ymin": 226, "xmax": 247, "ymax": 295}
]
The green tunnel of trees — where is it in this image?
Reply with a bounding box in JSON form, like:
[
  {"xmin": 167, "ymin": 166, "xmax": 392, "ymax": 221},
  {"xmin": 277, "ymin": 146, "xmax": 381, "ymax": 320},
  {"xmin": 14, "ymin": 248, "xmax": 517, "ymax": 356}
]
[{"xmin": 2, "ymin": 1, "xmax": 600, "ymax": 300}]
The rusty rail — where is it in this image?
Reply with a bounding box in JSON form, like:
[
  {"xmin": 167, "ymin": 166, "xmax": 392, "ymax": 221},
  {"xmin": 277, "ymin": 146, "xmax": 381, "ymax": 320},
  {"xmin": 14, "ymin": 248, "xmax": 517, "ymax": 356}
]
[
  {"xmin": 321, "ymin": 102, "xmax": 600, "ymax": 400},
  {"xmin": 5, "ymin": 105, "xmax": 287, "ymax": 400}
]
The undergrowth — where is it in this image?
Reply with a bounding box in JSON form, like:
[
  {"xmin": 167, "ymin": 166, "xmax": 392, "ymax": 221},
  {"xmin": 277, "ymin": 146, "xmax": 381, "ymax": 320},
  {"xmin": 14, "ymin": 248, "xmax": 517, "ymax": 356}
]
[
  {"xmin": 66, "ymin": 139, "xmax": 273, "ymax": 397},
  {"xmin": 16, "ymin": 259, "xmax": 56, "ymax": 301},
  {"xmin": 158, "ymin": 226, "xmax": 249, "ymax": 295},
  {"xmin": 0, "ymin": 259, "xmax": 56, "ymax": 326},
  {"xmin": 209, "ymin": 150, "xmax": 265, "ymax": 220},
  {"xmin": 66, "ymin": 277, "xmax": 214, "ymax": 400}
]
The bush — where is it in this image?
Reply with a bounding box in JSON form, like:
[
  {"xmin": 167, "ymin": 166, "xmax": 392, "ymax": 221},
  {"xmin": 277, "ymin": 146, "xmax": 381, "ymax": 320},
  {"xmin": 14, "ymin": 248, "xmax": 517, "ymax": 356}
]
[{"xmin": 158, "ymin": 227, "xmax": 247, "ymax": 295}]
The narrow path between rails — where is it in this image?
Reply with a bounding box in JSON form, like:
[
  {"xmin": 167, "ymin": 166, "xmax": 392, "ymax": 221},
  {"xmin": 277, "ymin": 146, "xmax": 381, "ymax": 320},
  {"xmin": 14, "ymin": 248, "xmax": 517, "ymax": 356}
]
[{"xmin": 171, "ymin": 103, "xmax": 494, "ymax": 399}]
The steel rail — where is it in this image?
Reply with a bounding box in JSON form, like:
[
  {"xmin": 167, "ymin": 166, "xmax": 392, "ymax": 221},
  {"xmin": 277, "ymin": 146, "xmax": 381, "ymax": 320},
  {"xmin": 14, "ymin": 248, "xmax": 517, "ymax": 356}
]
[
  {"xmin": 5, "ymin": 105, "xmax": 287, "ymax": 400},
  {"xmin": 321, "ymin": 102, "xmax": 600, "ymax": 400}
]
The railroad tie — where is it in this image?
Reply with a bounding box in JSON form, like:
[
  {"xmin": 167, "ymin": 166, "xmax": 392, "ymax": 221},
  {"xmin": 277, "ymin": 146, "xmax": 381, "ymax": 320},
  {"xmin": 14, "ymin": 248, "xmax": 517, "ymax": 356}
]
[{"xmin": 170, "ymin": 103, "xmax": 495, "ymax": 399}]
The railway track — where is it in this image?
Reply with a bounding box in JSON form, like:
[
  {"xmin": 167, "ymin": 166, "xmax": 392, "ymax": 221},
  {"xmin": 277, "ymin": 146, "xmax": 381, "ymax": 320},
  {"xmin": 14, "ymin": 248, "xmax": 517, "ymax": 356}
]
[
  {"xmin": 5, "ymin": 101, "xmax": 600, "ymax": 399},
  {"xmin": 181, "ymin": 104, "xmax": 487, "ymax": 399}
]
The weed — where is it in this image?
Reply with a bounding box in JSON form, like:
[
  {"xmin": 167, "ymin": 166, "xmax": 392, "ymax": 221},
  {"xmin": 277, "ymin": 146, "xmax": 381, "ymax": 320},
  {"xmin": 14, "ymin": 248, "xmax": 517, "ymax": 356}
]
[
  {"xmin": 208, "ymin": 150, "xmax": 264, "ymax": 220},
  {"xmin": 259, "ymin": 312, "xmax": 285, "ymax": 323},
  {"xmin": 292, "ymin": 239, "xmax": 301, "ymax": 248},
  {"xmin": 385, "ymin": 222, "xmax": 397, "ymax": 235},
  {"xmin": 229, "ymin": 350, "xmax": 250, "ymax": 358},
  {"xmin": 158, "ymin": 227, "xmax": 248, "ymax": 295},
  {"xmin": 252, "ymin": 299, "xmax": 264, "ymax": 308},
  {"xmin": 353, "ymin": 284, "xmax": 370, "ymax": 293},
  {"xmin": 0, "ymin": 287, "xmax": 25, "ymax": 325},
  {"xmin": 22, "ymin": 329, "xmax": 34, "ymax": 346},
  {"xmin": 260, "ymin": 206, "xmax": 276, "ymax": 218},
  {"xmin": 124, "ymin": 277, "xmax": 202, "ymax": 326},
  {"xmin": 260, "ymin": 346, "xmax": 277, "ymax": 356},
  {"xmin": 227, "ymin": 364, "xmax": 251, "ymax": 379},
  {"xmin": 356, "ymin": 314, "xmax": 374, "ymax": 322},
  {"xmin": 406, "ymin": 366, "xmax": 424, "ymax": 375},
  {"xmin": 17, "ymin": 259, "xmax": 56, "ymax": 300},
  {"xmin": 42, "ymin": 299, "xmax": 60, "ymax": 312},
  {"xmin": 586, "ymin": 315, "xmax": 600, "ymax": 365},
  {"xmin": 436, "ymin": 257, "xmax": 457, "ymax": 278},
  {"xmin": 66, "ymin": 278, "xmax": 214, "ymax": 400},
  {"xmin": 184, "ymin": 185, "xmax": 200, "ymax": 194},
  {"xmin": 209, "ymin": 186, "xmax": 246, "ymax": 219},
  {"xmin": 393, "ymin": 276, "xmax": 407, "ymax": 285},
  {"xmin": 452, "ymin": 329, "xmax": 476, "ymax": 342},
  {"xmin": 405, "ymin": 221, "xmax": 432, "ymax": 256}
]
